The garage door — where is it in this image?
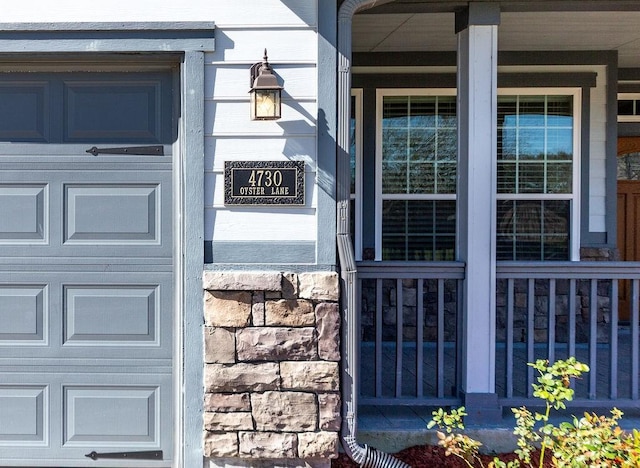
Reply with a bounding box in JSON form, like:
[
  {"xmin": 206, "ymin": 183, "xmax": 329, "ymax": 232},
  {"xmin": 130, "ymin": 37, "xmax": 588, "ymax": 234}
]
[{"xmin": 0, "ymin": 70, "xmax": 175, "ymax": 465}]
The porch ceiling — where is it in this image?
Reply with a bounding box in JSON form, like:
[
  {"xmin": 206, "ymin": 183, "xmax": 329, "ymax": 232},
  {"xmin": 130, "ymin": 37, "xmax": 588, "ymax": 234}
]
[{"xmin": 353, "ymin": 7, "xmax": 640, "ymax": 68}]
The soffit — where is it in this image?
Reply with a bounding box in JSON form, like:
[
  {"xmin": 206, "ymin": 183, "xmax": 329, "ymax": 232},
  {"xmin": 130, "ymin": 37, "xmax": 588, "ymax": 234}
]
[{"xmin": 353, "ymin": 9, "xmax": 640, "ymax": 68}]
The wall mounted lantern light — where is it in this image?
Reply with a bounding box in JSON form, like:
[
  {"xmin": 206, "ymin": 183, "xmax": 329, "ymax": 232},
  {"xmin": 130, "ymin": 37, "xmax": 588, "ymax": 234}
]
[{"xmin": 249, "ymin": 49, "xmax": 283, "ymax": 120}]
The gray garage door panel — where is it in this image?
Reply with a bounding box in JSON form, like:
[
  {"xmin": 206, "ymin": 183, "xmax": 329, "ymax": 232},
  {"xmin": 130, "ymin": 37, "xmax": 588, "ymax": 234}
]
[
  {"xmin": 0, "ymin": 70, "xmax": 174, "ymax": 466},
  {"xmin": 0, "ymin": 169, "xmax": 172, "ymax": 258},
  {"xmin": 0, "ymin": 72, "xmax": 173, "ymax": 144},
  {"xmin": 0, "ymin": 271, "xmax": 172, "ymax": 359},
  {"xmin": 0, "ymin": 373, "xmax": 172, "ymax": 461}
]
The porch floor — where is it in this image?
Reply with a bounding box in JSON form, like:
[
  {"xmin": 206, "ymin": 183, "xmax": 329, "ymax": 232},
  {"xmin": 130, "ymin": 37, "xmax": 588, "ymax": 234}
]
[
  {"xmin": 356, "ymin": 326, "xmax": 640, "ymax": 453},
  {"xmin": 357, "ymin": 405, "xmax": 640, "ymax": 454}
]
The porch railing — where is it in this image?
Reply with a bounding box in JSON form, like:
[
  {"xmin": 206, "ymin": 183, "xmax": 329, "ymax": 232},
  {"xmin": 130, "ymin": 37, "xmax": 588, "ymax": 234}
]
[
  {"xmin": 357, "ymin": 261, "xmax": 464, "ymax": 406},
  {"xmin": 497, "ymin": 262, "xmax": 640, "ymax": 408},
  {"xmin": 356, "ymin": 260, "xmax": 640, "ymax": 409}
]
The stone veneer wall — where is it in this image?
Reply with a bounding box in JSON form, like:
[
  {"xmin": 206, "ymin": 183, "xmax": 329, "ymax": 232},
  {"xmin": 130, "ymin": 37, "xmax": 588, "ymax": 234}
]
[{"xmin": 202, "ymin": 271, "xmax": 341, "ymax": 468}]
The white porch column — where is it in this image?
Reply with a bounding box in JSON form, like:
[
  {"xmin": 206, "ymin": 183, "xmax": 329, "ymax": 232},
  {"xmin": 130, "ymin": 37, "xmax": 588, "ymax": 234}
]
[{"xmin": 456, "ymin": 2, "xmax": 501, "ymax": 423}]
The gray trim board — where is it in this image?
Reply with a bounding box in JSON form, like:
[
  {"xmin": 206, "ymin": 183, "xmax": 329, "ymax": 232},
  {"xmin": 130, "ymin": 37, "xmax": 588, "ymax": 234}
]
[
  {"xmin": 619, "ymin": 123, "xmax": 640, "ymax": 137},
  {"xmin": 501, "ymin": 50, "xmax": 617, "ymax": 66},
  {"xmin": 182, "ymin": 50, "xmax": 205, "ymax": 468},
  {"xmin": 353, "ymin": 51, "xmax": 456, "ymax": 67},
  {"xmin": 353, "ymin": 50, "xmax": 616, "ymax": 68},
  {"xmin": 605, "ymin": 51, "xmax": 619, "ymax": 247},
  {"xmin": 499, "ymin": 73, "xmax": 596, "ymax": 88},
  {"xmin": 619, "ymin": 85, "xmax": 640, "ymax": 93},
  {"xmin": 203, "ymin": 263, "xmax": 337, "ymax": 273},
  {"xmin": 0, "ymin": 22, "xmax": 214, "ymax": 31},
  {"xmin": 210, "ymin": 241, "xmax": 317, "ymax": 264},
  {"xmin": 317, "ymin": 0, "xmax": 338, "ymax": 267},
  {"xmin": 580, "ymin": 86, "xmax": 593, "ymax": 247},
  {"xmin": 455, "ymin": 2, "xmax": 501, "ymax": 34},
  {"xmin": 353, "ymin": 72, "xmax": 596, "ymax": 89},
  {"xmin": 582, "ymin": 233, "xmax": 607, "ymax": 246},
  {"xmin": 619, "ymin": 68, "xmax": 640, "ymax": 81},
  {"xmin": 0, "ymin": 22, "xmax": 214, "ymax": 52},
  {"xmin": 353, "ymin": 73, "xmax": 456, "ymax": 88},
  {"xmin": 361, "ymin": 1, "xmax": 640, "ymax": 15}
]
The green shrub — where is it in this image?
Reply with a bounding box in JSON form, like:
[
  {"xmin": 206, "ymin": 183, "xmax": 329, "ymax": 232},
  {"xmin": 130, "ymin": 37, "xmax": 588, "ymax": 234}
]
[{"xmin": 427, "ymin": 357, "xmax": 640, "ymax": 468}]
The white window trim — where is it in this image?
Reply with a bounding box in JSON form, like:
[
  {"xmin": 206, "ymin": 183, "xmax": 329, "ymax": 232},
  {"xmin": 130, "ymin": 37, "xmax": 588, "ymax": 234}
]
[
  {"xmin": 497, "ymin": 88, "xmax": 582, "ymax": 261},
  {"xmin": 373, "ymin": 87, "xmax": 581, "ymax": 262},
  {"xmin": 352, "ymin": 88, "xmax": 363, "ymax": 261},
  {"xmin": 617, "ymin": 92, "xmax": 640, "ymax": 122}
]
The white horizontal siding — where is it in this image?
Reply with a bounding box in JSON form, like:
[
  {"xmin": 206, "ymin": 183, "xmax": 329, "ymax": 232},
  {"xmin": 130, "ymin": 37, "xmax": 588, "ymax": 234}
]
[
  {"xmin": 205, "ymin": 209, "xmax": 316, "ymax": 242},
  {"xmin": 202, "ymin": 3, "xmax": 320, "ymax": 248},
  {"xmin": 206, "ymin": 29, "xmax": 318, "ymax": 63},
  {"xmin": 206, "ymin": 101, "xmax": 317, "ymax": 136},
  {"xmin": 210, "ymin": 0, "xmax": 317, "ymax": 28},
  {"xmin": 0, "ymin": 0, "xmax": 317, "ymax": 26},
  {"xmin": 206, "ymin": 64, "xmax": 317, "ymax": 100},
  {"xmin": 205, "ymin": 137, "xmax": 317, "ymax": 172}
]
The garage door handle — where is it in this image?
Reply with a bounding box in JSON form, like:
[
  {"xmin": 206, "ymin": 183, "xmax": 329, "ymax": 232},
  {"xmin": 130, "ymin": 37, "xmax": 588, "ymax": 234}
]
[
  {"xmin": 85, "ymin": 450, "xmax": 163, "ymax": 460},
  {"xmin": 86, "ymin": 145, "xmax": 164, "ymax": 156}
]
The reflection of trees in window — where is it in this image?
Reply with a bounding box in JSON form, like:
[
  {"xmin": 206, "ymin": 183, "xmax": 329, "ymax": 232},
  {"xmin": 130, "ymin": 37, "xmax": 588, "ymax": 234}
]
[
  {"xmin": 497, "ymin": 200, "xmax": 569, "ymax": 260},
  {"xmin": 382, "ymin": 96, "xmax": 456, "ymax": 195},
  {"xmin": 496, "ymin": 95, "xmax": 574, "ymax": 260},
  {"xmin": 618, "ymin": 152, "xmax": 640, "ymax": 180},
  {"xmin": 380, "ymin": 95, "xmax": 456, "ymax": 261}
]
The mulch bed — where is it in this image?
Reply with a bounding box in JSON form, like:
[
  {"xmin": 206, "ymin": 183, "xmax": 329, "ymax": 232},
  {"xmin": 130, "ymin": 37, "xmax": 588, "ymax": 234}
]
[{"xmin": 332, "ymin": 445, "xmax": 554, "ymax": 467}]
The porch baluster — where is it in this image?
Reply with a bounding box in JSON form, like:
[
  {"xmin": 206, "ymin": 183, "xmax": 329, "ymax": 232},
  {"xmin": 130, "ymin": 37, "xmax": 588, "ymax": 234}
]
[
  {"xmin": 375, "ymin": 278, "xmax": 383, "ymax": 398},
  {"xmin": 416, "ymin": 280, "xmax": 424, "ymax": 398},
  {"xmin": 610, "ymin": 280, "xmax": 618, "ymax": 400},
  {"xmin": 437, "ymin": 279, "xmax": 445, "ymax": 399},
  {"xmin": 568, "ymin": 279, "xmax": 577, "ymax": 391},
  {"xmin": 632, "ymin": 279, "xmax": 639, "ymax": 400},
  {"xmin": 527, "ymin": 279, "xmax": 535, "ymax": 398},
  {"xmin": 548, "ymin": 279, "xmax": 556, "ymax": 363},
  {"xmin": 589, "ymin": 279, "xmax": 598, "ymax": 399},
  {"xmin": 506, "ymin": 278, "xmax": 514, "ymax": 399},
  {"xmin": 395, "ymin": 279, "xmax": 403, "ymax": 398}
]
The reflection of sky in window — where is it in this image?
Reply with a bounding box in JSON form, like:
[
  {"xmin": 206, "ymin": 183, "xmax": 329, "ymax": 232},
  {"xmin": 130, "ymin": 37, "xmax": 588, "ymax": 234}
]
[{"xmin": 500, "ymin": 115, "xmax": 573, "ymax": 158}]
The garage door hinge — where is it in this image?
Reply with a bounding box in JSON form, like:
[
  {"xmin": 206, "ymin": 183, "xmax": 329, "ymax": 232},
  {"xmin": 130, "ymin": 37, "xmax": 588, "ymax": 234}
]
[
  {"xmin": 85, "ymin": 450, "xmax": 163, "ymax": 460},
  {"xmin": 85, "ymin": 145, "xmax": 164, "ymax": 156}
]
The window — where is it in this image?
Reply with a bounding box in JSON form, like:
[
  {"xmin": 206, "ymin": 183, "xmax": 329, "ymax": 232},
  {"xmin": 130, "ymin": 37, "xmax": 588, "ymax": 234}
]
[
  {"xmin": 618, "ymin": 152, "xmax": 640, "ymax": 180},
  {"xmin": 376, "ymin": 90, "xmax": 457, "ymax": 261},
  {"xmin": 496, "ymin": 91, "xmax": 580, "ymax": 260},
  {"xmin": 618, "ymin": 93, "xmax": 640, "ymax": 122},
  {"xmin": 370, "ymin": 88, "xmax": 580, "ymax": 262}
]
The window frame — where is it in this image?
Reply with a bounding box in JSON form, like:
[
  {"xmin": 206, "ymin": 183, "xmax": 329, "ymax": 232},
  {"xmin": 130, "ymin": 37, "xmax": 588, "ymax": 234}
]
[
  {"xmin": 496, "ymin": 87, "xmax": 582, "ymax": 261},
  {"xmin": 617, "ymin": 92, "xmax": 640, "ymax": 122},
  {"xmin": 370, "ymin": 87, "xmax": 582, "ymax": 262},
  {"xmin": 375, "ymin": 88, "xmax": 457, "ymax": 261}
]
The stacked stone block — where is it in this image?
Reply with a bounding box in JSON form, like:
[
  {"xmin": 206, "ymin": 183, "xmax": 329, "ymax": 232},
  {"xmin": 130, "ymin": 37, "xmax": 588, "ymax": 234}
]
[{"xmin": 203, "ymin": 271, "xmax": 341, "ymax": 467}]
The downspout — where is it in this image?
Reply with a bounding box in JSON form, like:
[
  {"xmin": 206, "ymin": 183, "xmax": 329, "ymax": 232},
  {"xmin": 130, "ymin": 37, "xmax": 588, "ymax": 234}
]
[{"xmin": 337, "ymin": 1, "xmax": 410, "ymax": 466}]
